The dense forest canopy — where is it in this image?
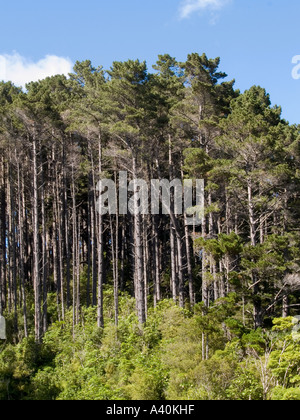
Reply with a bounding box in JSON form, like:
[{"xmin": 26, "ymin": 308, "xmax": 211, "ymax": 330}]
[{"xmin": 0, "ymin": 53, "xmax": 300, "ymax": 400}]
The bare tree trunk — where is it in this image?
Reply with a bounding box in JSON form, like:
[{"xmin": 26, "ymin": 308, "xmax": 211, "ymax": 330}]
[
  {"xmin": 87, "ymin": 174, "xmax": 92, "ymax": 307},
  {"xmin": 248, "ymin": 180, "xmax": 256, "ymax": 248},
  {"xmin": 0, "ymin": 156, "xmax": 7, "ymax": 314},
  {"xmin": 110, "ymin": 213, "xmax": 119, "ymax": 326},
  {"xmin": 208, "ymin": 192, "xmax": 213, "ymax": 237},
  {"xmin": 32, "ymin": 134, "xmax": 41, "ymax": 343},
  {"xmin": 17, "ymin": 162, "xmax": 28, "ymax": 337},
  {"xmin": 56, "ymin": 172, "xmax": 65, "ymax": 322},
  {"xmin": 91, "ymin": 197, "xmax": 97, "ymax": 307},
  {"xmin": 52, "ymin": 145, "xmax": 61, "ymax": 321},
  {"xmin": 115, "ymin": 172, "xmax": 119, "ymax": 326},
  {"xmin": 170, "ymin": 222, "xmax": 177, "ymax": 302},
  {"xmin": 120, "ymin": 223, "xmax": 125, "ymax": 292},
  {"xmin": 152, "ymin": 216, "xmax": 161, "ymax": 307},
  {"xmin": 169, "ymin": 212, "xmax": 185, "ymax": 308},
  {"xmin": 169, "ymin": 136, "xmax": 178, "ymax": 303},
  {"xmin": 143, "ymin": 216, "xmax": 149, "ymax": 317},
  {"xmin": 184, "ymin": 218, "xmax": 194, "ymax": 306},
  {"xmin": 177, "ymin": 230, "xmax": 185, "ymax": 308},
  {"xmin": 248, "ymin": 179, "xmax": 262, "ymax": 328},
  {"xmin": 132, "ymin": 155, "xmax": 146, "ymax": 324},
  {"xmin": 7, "ymin": 162, "xmax": 12, "ymax": 313},
  {"xmin": 202, "ymin": 216, "xmax": 209, "ymax": 308},
  {"xmin": 89, "ymin": 166, "xmax": 97, "ymax": 307},
  {"xmin": 71, "ymin": 164, "xmax": 77, "ymax": 334},
  {"xmin": 41, "ymin": 168, "xmax": 48, "ymax": 334},
  {"xmin": 8, "ymin": 157, "xmax": 18, "ymax": 333},
  {"xmin": 219, "ymin": 260, "xmax": 225, "ymax": 298},
  {"xmin": 76, "ymin": 210, "xmax": 81, "ymax": 325},
  {"xmin": 282, "ymin": 295, "xmax": 289, "ymax": 318},
  {"xmin": 97, "ymin": 135, "xmax": 104, "ymax": 328},
  {"xmin": 63, "ymin": 139, "xmax": 71, "ymax": 309}
]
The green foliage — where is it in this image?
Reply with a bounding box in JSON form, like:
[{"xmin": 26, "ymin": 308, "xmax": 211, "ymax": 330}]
[
  {"xmin": 268, "ymin": 318, "xmax": 300, "ymax": 389},
  {"xmin": 0, "ymin": 338, "xmax": 55, "ymax": 400},
  {"xmin": 1, "ymin": 295, "xmax": 300, "ymax": 400},
  {"xmin": 271, "ymin": 387, "xmax": 300, "ymax": 401}
]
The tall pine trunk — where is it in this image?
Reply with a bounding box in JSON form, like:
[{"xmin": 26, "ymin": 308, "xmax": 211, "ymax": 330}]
[
  {"xmin": 132, "ymin": 155, "xmax": 146, "ymax": 324},
  {"xmin": 17, "ymin": 161, "xmax": 28, "ymax": 337},
  {"xmin": 248, "ymin": 179, "xmax": 262, "ymax": 328},
  {"xmin": 32, "ymin": 134, "xmax": 41, "ymax": 343},
  {"xmin": 97, "ymin": 134, "xmax": 104, "ymax": 328}
]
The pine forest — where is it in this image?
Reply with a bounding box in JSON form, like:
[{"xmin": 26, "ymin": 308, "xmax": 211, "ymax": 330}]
[{"xmin": 0, "ymin": 53, "xmax": 300, "ymax": 401}]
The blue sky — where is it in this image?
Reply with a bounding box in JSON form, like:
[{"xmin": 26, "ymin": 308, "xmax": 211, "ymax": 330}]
[{"xmin": 0, "ymin": 0, "xmax": 299, "ymax": 124}]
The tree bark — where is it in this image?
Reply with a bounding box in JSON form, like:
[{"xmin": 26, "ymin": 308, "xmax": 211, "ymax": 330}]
[
  {"xmin": 0, "ymin": 156, "xmax": 7, "ymax": 314},
  {"xmin": 32, "ymin": 134, "xmax": 41, "ymax": 343},
  {"xmin": 17, "ymin": 161, "xmax": 28, "ymax": 337},
  {"xmin": 248, "ymin": 179, "xmax": 262, "ymax": 328},
  {"xmin": 132, "ymin": 155, "xmax": 146, "ymax": 324},
  {"xmin": 97, "ymin": 134, "xmax": 104, "ymax": 329},
  {"xmin": 170, "ymin": 222, "xmax": 177, "ymax": 302}
]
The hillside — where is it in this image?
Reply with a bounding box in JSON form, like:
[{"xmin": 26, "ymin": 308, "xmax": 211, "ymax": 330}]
[{"xmin": 0, "ymin": 53, "xmax": 300, "ymax": 400}]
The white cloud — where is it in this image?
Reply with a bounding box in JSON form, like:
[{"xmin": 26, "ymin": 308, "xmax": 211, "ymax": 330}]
[
  {"xmin": 0, "ymin": 53, "xmax": 73, "ymax": 88},
  {"xmin": 179, "ymin": 0, "xmax": 230, "ymax": 19}
]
